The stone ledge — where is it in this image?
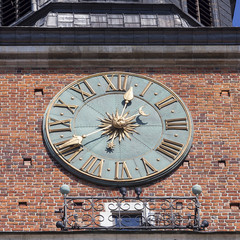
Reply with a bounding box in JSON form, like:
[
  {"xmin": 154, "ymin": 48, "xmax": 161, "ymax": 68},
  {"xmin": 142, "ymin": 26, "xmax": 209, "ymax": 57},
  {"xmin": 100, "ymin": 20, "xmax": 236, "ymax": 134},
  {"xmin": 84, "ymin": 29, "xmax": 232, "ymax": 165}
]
[
  {"xmin": 0, "ymin": 231, "xmax": 240, "ymax": 240},
  {"xmin": 0, "ymin": 45, "xmax": 239, "ymax": 68}
]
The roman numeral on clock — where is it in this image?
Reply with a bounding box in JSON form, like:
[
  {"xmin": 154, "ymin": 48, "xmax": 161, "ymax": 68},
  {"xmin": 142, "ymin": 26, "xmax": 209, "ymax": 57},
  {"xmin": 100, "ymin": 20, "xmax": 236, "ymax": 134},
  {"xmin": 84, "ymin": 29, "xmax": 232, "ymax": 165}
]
[
  {"xmin": 115, "ymin": 161, "xmax": 132, "ymax": 179},
  {"xmin": 140, "ymin": 82, "xmax": 153, "ymax": 97},
  {"xmin": 155, "ymin": 95, "xmax": 177, "ymax": 110},
  {"xmin": 141, "ymin": 157, "xmax": 157, "ymax": 175},
  {"xmin": 80, "ymin": 155, "xmax": 104, "ymax": 177},
  {"xmin": 48, "ymin": 118, "xmax": 72, "ymax": 132},
  {"xmin": 156, "ymin": 139, "xmax": 183, "ymax": 159},
  {"xmin": 165, "ymin": 118, "xmax": 188, "ymax": 130},
  {"xmin": 103, "ymin": 74, "xmax": 128, "ymax": 91},
  {"xmin": 70, "ymin": 80, "xmax": 96, "ymax": 101},
  {"xmin": 54, "ymin": 140, "xmax": 83, "ymax": 162},
  {"xmin": 54, "ymin": 98, "xmax": 78, "ymax": 114}
]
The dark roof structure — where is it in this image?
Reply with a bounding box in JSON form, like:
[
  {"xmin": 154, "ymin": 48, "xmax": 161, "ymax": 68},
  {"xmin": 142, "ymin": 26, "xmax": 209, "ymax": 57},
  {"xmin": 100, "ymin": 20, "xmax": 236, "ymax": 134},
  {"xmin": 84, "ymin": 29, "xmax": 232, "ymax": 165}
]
[
  {"xmin": 0, "ymin": 0, "xmax": 238, "ymax": 67},
  {"xmin": 0, "ymin": 0, "xmax": 236, "ymax": 27}
]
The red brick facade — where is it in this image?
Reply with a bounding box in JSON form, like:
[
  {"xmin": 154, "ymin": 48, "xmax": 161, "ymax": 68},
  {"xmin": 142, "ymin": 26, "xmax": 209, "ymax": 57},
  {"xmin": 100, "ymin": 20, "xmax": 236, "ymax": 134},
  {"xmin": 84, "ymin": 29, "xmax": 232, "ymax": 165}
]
[{"xmin": 0, "ymin": 67, "xmax": 239, "ymax": 231}]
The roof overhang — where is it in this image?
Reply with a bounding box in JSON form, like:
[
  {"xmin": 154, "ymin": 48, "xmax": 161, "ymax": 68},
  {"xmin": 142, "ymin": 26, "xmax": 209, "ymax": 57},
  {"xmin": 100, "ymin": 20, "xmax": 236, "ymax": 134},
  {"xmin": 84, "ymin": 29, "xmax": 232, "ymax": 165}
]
[{"xmin": 0, "ymin": 27, "xmax": 240, "ymax": 68}]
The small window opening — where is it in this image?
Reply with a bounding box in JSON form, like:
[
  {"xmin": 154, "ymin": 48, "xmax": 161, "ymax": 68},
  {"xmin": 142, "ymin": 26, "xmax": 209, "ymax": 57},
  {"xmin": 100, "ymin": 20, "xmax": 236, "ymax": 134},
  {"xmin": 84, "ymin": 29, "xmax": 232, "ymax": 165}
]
[
  {"xmin": 113, "ymin": 212, "xmax": 142, "ymax": 227},
  {"xmin": 23, "ymin": 157, "xmax": 32, "ymax": 166},
  {"xmin": 34, "ymin": 88, "xmax": 44, "ymax": 96},
  {"xmin": 183, "ymin": 160, "xmax": 190, "ymax": 167},
  {"xmin": 230, "ymin": 202, "xmax": 240, "ymax": 210},
  {"xmin": 220, "ymin": 90, "xmax": 230, "ymax": 97},
  {"xmin": 19, "ymin": 201, "xmax": 28, "ymax": 207},
  {"xmin": 218, "ymin": 160, "xmax": 226, "ymax": 167}
]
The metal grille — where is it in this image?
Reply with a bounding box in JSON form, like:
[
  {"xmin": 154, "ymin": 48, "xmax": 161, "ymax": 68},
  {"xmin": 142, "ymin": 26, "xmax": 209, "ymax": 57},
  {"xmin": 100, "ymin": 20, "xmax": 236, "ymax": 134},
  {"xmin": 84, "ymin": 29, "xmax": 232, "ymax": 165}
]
[
  {"xmin": 55, "ymin": 195, "xmax": 207, "ymax": 231},
  {"xmin": 1, "ymin": 0, "xmax": 31, "ymax": 26},
  {"xmin": 199, "ymin": 0, "xmax": 212, "ymax": 26},
  {"xmin": 187, "ymin": 0, "xmax": 212, "ymax": 26},
  {"xmin": 187, "ymin": 0, "xmax": 199, "ymax": 20}
]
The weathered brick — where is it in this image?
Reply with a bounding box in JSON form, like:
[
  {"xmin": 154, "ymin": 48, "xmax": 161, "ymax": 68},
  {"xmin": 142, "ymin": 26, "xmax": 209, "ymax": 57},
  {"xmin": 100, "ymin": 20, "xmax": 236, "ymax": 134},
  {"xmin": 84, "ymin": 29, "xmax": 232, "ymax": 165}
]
[{"xmin": 0, "ymin": 66, "xmax": 239, "ymax": 231}]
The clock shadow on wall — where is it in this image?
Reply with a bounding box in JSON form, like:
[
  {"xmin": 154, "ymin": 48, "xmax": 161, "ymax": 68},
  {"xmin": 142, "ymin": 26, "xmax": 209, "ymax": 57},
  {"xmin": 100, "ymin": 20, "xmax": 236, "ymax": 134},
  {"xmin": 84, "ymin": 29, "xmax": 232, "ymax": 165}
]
[{"xmin": 42, "ymin": 72, "xmax": 194, "ymax": 188}]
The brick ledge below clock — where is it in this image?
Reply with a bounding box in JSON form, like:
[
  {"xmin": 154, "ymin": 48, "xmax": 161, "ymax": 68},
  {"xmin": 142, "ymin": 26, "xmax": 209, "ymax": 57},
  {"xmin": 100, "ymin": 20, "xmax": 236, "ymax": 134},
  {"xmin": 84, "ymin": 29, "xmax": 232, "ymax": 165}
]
[{"xmin": 0, "ymin": 231, "xmax": 240, "ymax": 240}]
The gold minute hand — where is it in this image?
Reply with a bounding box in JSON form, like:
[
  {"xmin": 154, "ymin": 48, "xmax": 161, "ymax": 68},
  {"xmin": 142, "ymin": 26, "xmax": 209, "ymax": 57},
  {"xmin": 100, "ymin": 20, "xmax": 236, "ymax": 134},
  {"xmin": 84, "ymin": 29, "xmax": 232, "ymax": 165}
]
[
  {"xmin": 57, "ymin": 126, "xmax": 111, "ymax": 149},
  {"xmin": 57, "ymin": 135, "xmax": 84, "ymax": 149},
  {"xmin": 82, "ymin": 125, "xmax": 110, "ymax": 138}
]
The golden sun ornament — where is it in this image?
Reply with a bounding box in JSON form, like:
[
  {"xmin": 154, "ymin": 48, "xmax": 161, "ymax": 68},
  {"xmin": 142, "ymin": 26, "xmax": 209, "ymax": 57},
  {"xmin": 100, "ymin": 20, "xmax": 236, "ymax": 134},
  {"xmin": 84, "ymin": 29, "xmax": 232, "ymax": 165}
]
[{"xmin": 99, "ymin": 110, "xmax": 140, "ymax": 149}]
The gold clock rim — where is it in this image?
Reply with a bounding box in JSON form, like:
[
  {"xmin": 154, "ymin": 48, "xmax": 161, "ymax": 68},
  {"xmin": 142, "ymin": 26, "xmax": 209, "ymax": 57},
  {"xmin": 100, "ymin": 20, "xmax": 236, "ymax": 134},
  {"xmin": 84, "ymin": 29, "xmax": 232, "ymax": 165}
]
[{"xmin": 43, "ymin": 71, "xmax": 193, "ymax": 184}]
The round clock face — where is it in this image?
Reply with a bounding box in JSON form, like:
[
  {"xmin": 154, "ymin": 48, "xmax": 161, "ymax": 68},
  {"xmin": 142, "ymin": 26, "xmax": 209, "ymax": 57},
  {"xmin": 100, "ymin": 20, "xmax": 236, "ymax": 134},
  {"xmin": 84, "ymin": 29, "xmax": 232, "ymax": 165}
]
[{"xmin": 43, "ymin": 72, "xmax": 193, "ymax": 186}]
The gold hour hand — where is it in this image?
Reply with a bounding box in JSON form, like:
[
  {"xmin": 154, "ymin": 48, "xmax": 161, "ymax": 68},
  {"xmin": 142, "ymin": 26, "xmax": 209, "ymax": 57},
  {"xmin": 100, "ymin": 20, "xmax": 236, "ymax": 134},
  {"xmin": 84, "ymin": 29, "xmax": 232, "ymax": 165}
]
[
  {"xmin": 120, "ymin": 87, "xmax": 133, "ymax": 117},
  {"xmin": 124, "ymin": 86, "xmax": 134, "ymax": 103}
]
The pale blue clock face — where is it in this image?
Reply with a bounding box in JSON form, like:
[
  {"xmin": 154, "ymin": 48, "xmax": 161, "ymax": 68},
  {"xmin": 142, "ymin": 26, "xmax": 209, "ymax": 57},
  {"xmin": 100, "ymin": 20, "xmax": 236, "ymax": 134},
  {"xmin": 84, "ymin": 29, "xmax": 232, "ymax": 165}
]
[{"xmin": 43, "ymin": 72, "xmax": 193, "ymax": 186}]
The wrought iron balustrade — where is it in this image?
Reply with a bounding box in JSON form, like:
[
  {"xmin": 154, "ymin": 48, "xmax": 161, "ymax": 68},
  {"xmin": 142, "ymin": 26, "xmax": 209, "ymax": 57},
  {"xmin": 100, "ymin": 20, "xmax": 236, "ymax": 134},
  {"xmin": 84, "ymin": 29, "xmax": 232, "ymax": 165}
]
[{"xmin": 55, "ymin": 193, "xmax": 208, "ymax": 231}]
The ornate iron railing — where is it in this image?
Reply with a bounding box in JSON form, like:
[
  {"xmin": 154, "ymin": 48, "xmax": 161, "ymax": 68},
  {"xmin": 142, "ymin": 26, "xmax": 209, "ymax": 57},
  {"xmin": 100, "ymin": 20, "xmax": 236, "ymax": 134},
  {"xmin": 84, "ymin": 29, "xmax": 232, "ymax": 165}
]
[{"xmin": 55, "ymin": 193, "xmax": 208, "ymax": 231}]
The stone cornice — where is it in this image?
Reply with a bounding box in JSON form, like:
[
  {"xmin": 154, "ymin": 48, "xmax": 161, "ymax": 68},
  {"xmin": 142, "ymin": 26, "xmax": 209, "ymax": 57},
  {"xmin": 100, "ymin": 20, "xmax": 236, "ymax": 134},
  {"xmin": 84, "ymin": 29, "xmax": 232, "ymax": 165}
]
[{"xmin": 0, "ymin": 27, "xmax": 239, "ymax": 67}]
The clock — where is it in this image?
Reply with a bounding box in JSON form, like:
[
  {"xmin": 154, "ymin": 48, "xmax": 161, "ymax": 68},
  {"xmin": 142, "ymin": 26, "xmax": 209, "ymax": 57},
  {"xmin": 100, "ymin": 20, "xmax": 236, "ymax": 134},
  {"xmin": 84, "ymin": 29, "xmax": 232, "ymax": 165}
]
[{"xmin": 43, "ymin": 72, "xmax": 193, "ymax": 186}]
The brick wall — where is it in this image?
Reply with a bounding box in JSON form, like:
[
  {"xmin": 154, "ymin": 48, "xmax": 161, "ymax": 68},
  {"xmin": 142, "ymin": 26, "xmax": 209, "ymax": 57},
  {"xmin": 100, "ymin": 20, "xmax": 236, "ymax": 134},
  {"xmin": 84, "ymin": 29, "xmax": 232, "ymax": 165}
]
[{"xmin": 0, "ymin": 67, "xmax": 239, "ymax": 231}]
